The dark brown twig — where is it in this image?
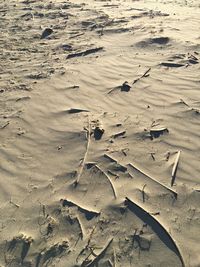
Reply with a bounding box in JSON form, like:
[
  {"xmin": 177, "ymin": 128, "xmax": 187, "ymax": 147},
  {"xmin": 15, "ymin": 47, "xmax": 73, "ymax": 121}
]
[{"xmin": 132, "ymin": 68, "xmax": 151, "ymax": 85}]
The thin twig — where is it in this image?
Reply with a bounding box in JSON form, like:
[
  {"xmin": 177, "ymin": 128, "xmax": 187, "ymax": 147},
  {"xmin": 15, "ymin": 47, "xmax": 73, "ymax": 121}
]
[
  {"xmin": 0, "ymin": 122, "xmax": 9, "ymax": 129},
  {"xmin": 74, "ymin": 117, "xmax": 91, "ymax": 186},
  {"xmin": 180, "ymin": 99, "xmax": 189, "ymax": 107},
  {"xmin": 76, "ymin": 224, "xmax": 98, "ymax": 263},
  {"xmin": 132, "ymin": 68, "xmax": 151, "ymax": 85},
  {"xmin": 9, "ymin": 199, "xmax": 20, "ymax": 208},
  {"xmin": 107, "ymin": 86, "xmax": 120, "ymax": 95},
  {"xmin": 128, "ymin": 163, "xmax": 177, "ymax": 198},
  {"xmin": 171, "ymin": 151, "xmax": 181, "ymax": 187},
  {"xmin": 141, "ymin": 184, "xmax": 147, "ymax": 203}
]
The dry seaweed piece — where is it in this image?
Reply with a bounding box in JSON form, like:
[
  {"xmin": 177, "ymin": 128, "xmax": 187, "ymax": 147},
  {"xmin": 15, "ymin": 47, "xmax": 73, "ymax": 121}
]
[
  {"xmin": 60, "ymin": 44, "xmax": 73, "ymax": 51},
  {"xmin": 41, "ymin": 28, "xmax": 53, "ymax": 39},
  {"xmin": 160, "ymin": 62, "xmax": 185, "ymax": 68},
  {"xmin": 150, "ymin": 127, "xmax": 169, "ymax": 138},
  {"xmin": 61, "ymin": 199, "xmax": 100, "ymax": 220},
  {"xmin": 67, "ymin": 108, "xmax": 89, "ymax": 114},
  {"xmin": 128, "ymin": 163, "xmax": 177, "ymax": 198},
  {"xmin": 65, "ymin": 85, "xmax": 80, "ymax": 90},
  {"xmin": 94, "ymin": 165, "xmax": 117, "ymax": 199},
  {"xmin": 171, "ymin": 151, "xmax": 181, "ymax": 187},
  {"xmin": 125, "ymin": 197, "xmax": 185, "ymax": 267},
  {"xmin": 93, "ymin": 126, "xmax": 104, "ymax": 140},
  {"xmin": 66, "ymin": 47, "xmax": 103, "ymax": 59},
  {"xmin": 107, "ymin": 81, "xmax": 131, "ymax": 94},
  {"xmin": 120, "ymin": 81, "xmax": 131, "ymax": 92}
]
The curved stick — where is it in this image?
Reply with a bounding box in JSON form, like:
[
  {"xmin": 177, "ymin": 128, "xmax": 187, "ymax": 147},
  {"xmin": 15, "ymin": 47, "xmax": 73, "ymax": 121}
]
[
  {"xmin": 125, "ymin": 197, "xmax": 185, "ymax": 267},
  {"xmin": 94, "ymin": 164, "xmax": 117, "ymax": 199}
]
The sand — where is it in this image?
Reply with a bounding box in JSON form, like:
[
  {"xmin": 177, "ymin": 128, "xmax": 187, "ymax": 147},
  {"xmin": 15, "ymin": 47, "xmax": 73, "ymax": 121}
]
[{"xmin": 0, "ymin": 0, "xmax": 200, "ymax": 266}]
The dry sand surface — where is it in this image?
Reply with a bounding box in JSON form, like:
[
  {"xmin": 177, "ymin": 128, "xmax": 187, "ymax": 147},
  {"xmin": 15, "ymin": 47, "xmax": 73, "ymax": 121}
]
[{"xmin": 0, "ymin": 0, "xmax": 200, "ymax": 266}]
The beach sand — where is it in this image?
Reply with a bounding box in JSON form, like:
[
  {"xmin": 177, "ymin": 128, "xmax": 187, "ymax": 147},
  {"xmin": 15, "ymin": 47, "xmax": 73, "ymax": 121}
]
[{"xmin": 0, "ymin": 0, "xmax": 200, "ymax": 266}]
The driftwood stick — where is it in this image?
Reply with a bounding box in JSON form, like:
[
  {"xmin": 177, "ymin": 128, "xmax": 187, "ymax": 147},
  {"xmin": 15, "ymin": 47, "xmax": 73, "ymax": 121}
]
[
  {"xmin": 75, "ymin": 216, "xmax": 84, "ymax": 240},
  {"xmin": 128, "ymin": 163, "xmax": 177, "ymax": 198},
  {"xmin": 104, "ymin": 153, "xmax": 117, "ymax": 163},
  {"xmin": 74, "ymin": 117, "xmax": 91, "ymax": 186},
  {"xmin": 94, "ymin": 165, "xmax": 117, "ymax": 199},
  {"xmin": 171, "ymin": 151, "xmax": 181, "ymax": 187},
  {"xmin": 125, "ymin": 197, "xmax": 185, "ymax": 267}
]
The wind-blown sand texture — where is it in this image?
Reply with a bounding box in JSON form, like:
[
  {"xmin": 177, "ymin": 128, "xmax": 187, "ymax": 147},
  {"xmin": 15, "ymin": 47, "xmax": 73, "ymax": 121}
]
[{"xmin": 0, "ymin": 0, "xmax": 200, "ymax": 266}]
